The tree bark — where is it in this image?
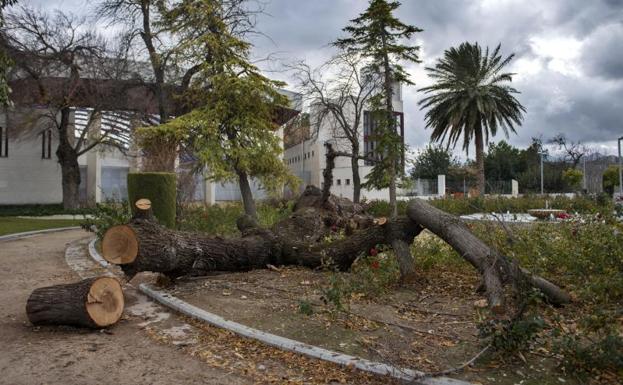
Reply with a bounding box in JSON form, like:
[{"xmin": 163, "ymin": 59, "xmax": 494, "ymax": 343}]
[
  {"xmin": 351, "ymin": 144, "xmax": 361, "ymax": 204},
  {"xmin": 102, "ymin": 215, "xmax": 421, "ymax": 279},
  {"xmin": 406, "ymin": 199, "xmax": 571, "ymax": 312},
  {"xmin": 56, "ymin": 107, "xmax": 81, "ymax": 210},
  {"xmin": 474, "ymin": 122, "xmax": 486, "ymax": 196},
  {"xmin": 26, "ymin": 277, "xmax": 124, "ymax": 328},
  {"xmin": 237, "ymin": 169, "xmax": 258, "ymax": 219}
]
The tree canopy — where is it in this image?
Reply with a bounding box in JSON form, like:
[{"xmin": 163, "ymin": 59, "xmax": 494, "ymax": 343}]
[
  {"xmin": 333, "ymin": 0, "xmax": 422, "ymax": 217},
  {"xmin": 419, "ymin": 42, "xmax": 525, "ymax": 195}
]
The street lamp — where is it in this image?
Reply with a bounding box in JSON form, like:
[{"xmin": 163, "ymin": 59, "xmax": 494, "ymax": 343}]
[
  {"xmin": 618, "ymin": 136, "xmax": 623, "ymax": 195},
  {"xmin": 539, "ymin": 150, "xmax": 547, "ymax": 195}
]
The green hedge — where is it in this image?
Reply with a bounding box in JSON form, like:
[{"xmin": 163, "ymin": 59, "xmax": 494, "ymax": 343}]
[
  {"xmin": 366, "ymin": 194, "xmax": 614, "ymax": 217},
  {"xmin": 127, "ymin": 172, "xmax": 177, "ymax": 228},
  {"xmin": 0, "ymin": 204, "xmax": 94, "ymax": 217}
]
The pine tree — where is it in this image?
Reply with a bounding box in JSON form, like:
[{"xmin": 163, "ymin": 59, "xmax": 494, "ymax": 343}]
[
  {"xmin": 149, "ymin": 0, "xmax": 297, "ymax": 219},
  {"xmin": 334, "ymin": 0, "xmax": 422, "ymax": 218}
]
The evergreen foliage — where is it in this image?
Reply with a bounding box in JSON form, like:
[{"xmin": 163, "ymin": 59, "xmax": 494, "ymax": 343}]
[
  {"xmin": 333, "ymin": 0, "xmax": 422, "ymax": 217},
  {"xmin": 144, "ymin": 0, "xmax": 297, "ymax": 218}
]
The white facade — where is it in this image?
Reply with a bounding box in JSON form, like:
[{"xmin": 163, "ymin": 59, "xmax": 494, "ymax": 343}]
[
  {"xmin": 284, "ymin": 82, "xmax": 404, "ymax": 202},
  {"xmin": 0, "ymin": 107, "xmax": 132, "ymax": 205}
]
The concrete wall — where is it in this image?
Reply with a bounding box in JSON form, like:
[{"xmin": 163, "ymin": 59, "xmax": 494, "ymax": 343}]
[{"xmin": 284, "ymin": 82, "xmax": 404, "ymax": 202}]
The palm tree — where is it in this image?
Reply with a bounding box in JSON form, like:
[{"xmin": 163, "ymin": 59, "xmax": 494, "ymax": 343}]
[{"xmin": 419, "ymin": 42, "xmax": 525, "ymax": 195}]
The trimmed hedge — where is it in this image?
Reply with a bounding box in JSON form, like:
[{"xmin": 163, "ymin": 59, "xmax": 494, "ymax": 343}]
[
  {"xmin": 127, "ymin": 172, "xmax": 177, "ymax": 228},
  {"xmin": 366, "ymin": 194, "xmax": 614, "ymax": 217},
  {"xmin": 0, "ymin": 204, "xmax": 94, "ymax": 217}
]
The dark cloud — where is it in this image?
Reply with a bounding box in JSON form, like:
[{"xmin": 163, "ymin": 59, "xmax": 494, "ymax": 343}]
[
  {"xmin": 581, "ymin": 23, "xmax": 623, "ymax": 80},
  {"xmin": 249, "ymin": 0, "xmax": 623, "ymax": 155},
  {"xmin": 25, "ymin": 0, "xmax": 623, "ymax": 155}
]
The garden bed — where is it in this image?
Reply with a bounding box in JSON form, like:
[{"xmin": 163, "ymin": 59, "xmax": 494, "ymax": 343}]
[{"xmin": 164, "ymin": 265, "xmax": 587, "ymax": 384}]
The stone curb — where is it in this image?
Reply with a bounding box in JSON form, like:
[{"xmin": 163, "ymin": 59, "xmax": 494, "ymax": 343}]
[{"xmin": 0, "ymin": 226, "xmax": 81, "ymax": 242}]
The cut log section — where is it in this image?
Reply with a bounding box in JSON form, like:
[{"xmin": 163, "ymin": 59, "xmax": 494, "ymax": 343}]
[
  {"xmin": 26, "ymin": 277, "xmax": 124, "ymax": 328},
  {"xmin": 135, "ymin": 198, "xmax": 152, "ymax": 211},
  {"xmin": 102, "ymin": 224, "xmax": 138, "ymax": 264},
  {"xmin": 132, "ymin": 198, "xmax": 155, "ymax": 221}
]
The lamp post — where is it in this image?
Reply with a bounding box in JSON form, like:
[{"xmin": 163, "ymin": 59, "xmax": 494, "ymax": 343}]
[
  {"xmin": 618, "ymin": 136, "xmax": 623, "ymax": 195},
  {"xmin": 539, "ymin": 150, "xmax": 546, "ymax": 195}
]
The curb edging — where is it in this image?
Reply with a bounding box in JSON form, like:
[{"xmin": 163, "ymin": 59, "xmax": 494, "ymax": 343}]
[{"xmin": 0, "ymin": 226, "xmax": 81, "ymax": 242}]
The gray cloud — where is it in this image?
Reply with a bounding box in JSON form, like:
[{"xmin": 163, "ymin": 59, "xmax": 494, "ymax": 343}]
[
  {"xmin": 250, "ymin": 0, "xmax": 623, "ymax": 156},
  {"xmin": 20, "ymin": 0, "xmax": 623, "ymax": 156}
]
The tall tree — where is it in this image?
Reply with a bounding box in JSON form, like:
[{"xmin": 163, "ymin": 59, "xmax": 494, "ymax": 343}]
[
  {"xmin": 484, "ymin": 140, "xmax": 522, "ymax": 182},
  {"xmin": 290, "ymin": 52, "xmax": 381, "ymax": 203},
  {"xmin": 410, "ymin": 145, "xmax": 458, "ymax": 180},
  {"xmin": 97, "ymin": 0, "xmax": 261, "ymax": 171},
  {"xmin": 2, "ymin": 6, "xmax": 132, "ymax": 209},
  {"xmin": 550, "ymin": 133, "xmax": 587, "ymax": 168},
  {"xmin": 334, "ymin": 0, "xmax": 422, "ymax": 218},
  {"xmin": 419, "ymin": 42, "xmax": 525, "ymax": 195},
  {"xmin": 0, "ymin": 0, "xmax": 18, "ymax": 106},
  {"xmin": 152, "ymin": 0, "xmax": 296, "ymax": 219}
]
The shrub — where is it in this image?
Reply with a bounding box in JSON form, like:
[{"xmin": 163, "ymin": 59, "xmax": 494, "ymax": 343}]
[
  {"xmin": 177, "ymin": 202, "xmax": 290, "ymax": 236},
  {"xmin": 366, "ymin": 194, "xmax": 614, "ymax": 217},
  {"xmin": 603, "ymin": 165, "xmax": 620, "ymax": 195},
  {"xmin": 127, "ymin": 172, "xmax": 177, "ymax": 228},
  {"xmin": 556, "ymin": 334, "xmax": 623, "ymax": 378},
  {"xmin": 0, "ymin": 204, "xmax": 93, "ymax": 217},
  {"xmin": 562, "ymin": 168, "xmax": 583, "ymax": 190},
  {"xmin": 80, "ymin": 201, "xmax": 132, "ymax": 240}
]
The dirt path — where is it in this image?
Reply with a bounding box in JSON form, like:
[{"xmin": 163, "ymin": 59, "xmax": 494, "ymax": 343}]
[{"xmin": 0, "ymin": 229, "xmax": 245, "ymax": 385}]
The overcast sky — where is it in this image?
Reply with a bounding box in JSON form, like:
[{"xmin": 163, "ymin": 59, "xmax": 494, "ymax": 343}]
[{"xmin": 28, "ymin": 0, "xmax": 623, "ymax": 158}]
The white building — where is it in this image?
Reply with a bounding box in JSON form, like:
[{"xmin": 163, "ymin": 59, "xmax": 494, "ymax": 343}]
[
  {"xmin": 0, "ymin": 90, "xmax": 302, "ymax": 206},
  {"xmin": 283, "ymin": 82, "xmax": 404, "ymax": 201},
  {"xmin": 0, "ymin": 107, "xmax": 135, "ymax": 205}
]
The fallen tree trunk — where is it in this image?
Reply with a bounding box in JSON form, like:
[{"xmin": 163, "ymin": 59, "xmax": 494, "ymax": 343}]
[
  {"xmin": 102, "ymin": 216, "xmax": 421, "ymax": 279},
  {"xmin": 406, "ymin": 199, "xmax": 571, "ymax": 312},
  {"xmin": 26, "ymin": 277, "xmax": 124, "ymax": 328}
]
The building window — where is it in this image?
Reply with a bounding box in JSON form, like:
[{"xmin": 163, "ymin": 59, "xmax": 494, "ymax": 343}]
[
  {"xmin": 0, "ymin": 126, "xmax": 7, "ymax": 158},
  {"xmin": 363, "ymin": 110, "xmax": 405, "ymax": 170},
  {"xmin": 41, "ymin": 129, "xmax": 52, "ymax": 159},
  {"xmin": 312, "ymin": 150, "xmax": 314, "ymax": 157},
  {"xmin": 346, "ymin": 179, "xmax": 350, "ymax": 185},
  {"xmin": 337, "ymin": 179, "xmax": 341, "ymax": 186}
]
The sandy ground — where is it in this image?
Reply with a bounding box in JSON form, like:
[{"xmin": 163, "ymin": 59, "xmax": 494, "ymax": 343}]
[{"xmin": 0, "ymin": 229, "xmax": 245, "ymax": 385}]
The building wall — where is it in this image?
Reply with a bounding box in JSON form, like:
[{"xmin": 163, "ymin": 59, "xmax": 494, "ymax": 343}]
[
  {"xmin": 284, "ymin": 82, "xmax": 404, "ymax": 202},
  {"xmin": 0, "ymin": 108, "xmax": 65, "ymax": 204},
  {"xmin": 0, "ymin": 107, "xmax": 132, "ymax": 205}
]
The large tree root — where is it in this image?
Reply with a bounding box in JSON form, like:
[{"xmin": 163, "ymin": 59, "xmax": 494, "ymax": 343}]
[{"xmin": 406, "ymin": 199, "xmax": 571, "ymax": 312}]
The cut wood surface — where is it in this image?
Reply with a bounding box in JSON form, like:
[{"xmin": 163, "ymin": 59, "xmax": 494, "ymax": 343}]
[
  {"xmin": 26, "ymin": 277, "xmax": 124, "ymax": 328},
  {"xmin": 102, "ymin": 224, "xmax": 138, "ymax": 265}
]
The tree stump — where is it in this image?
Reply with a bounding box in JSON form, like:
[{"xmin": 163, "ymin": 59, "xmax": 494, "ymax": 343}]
[{"xmin": 26, "ymin": 277, "xmax": 124, "ymax": 328}]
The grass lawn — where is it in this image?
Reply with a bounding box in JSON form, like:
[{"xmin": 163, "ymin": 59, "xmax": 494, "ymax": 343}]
[{"xmin": 0, "ymin": 217, "xmax": 82, "ymax": 236}]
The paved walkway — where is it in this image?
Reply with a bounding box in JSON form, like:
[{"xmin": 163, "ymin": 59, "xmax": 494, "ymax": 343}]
[{"xmin": 0, "ymin": 229, "xmax": 244, "ymax": 385}]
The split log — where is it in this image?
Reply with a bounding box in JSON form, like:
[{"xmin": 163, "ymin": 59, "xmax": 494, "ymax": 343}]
[
  {"xmin": 26, "ymin": 277, "xmax": 124, "ymax": 328},
  {"xmin": 406, "ymin": 199, "xmax": 571, "ymax": 312},
  {"xmin": 101, "ymin": 216, "xmax": 422, "ymax": 279}
]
